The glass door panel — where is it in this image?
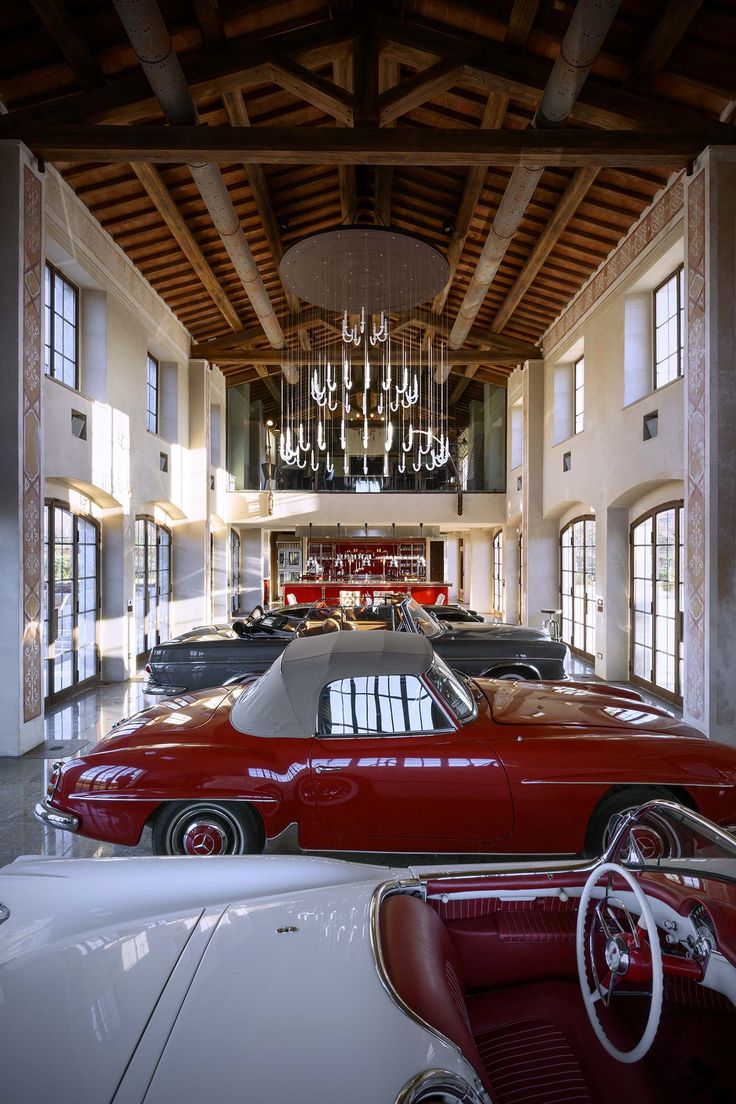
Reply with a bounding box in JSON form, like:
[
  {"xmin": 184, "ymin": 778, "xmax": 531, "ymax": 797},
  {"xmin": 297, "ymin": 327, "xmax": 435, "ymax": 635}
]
[
  {"xmin": 630, "ymin": 504, "xmax": 682, "ymax": 702},
  {"xmin": 43, "ymin": 503, "xmax": 99, "ymax": 702},
  {"xmin": 560, "ymin": 516, "xmax": 596, "ymax": 658}
]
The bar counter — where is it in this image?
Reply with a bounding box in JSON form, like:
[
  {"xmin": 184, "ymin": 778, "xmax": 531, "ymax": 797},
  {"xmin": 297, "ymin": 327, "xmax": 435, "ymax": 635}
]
[{"xmin": 283, "ymin": 579, "xmax": 450, "ymax": 605}]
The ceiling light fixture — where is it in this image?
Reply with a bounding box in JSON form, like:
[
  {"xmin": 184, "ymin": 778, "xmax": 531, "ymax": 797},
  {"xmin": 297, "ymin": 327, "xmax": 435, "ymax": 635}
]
[{"xmin": 278, "ymin": 226, "xmax": 452, "ymax": 479}]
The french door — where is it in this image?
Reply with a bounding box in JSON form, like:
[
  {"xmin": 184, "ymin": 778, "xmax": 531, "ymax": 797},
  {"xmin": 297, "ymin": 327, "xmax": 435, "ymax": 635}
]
[
  {"xmin": 43, "ymin": 502, "xmax": 100, "ymax": 702},
  {"xmin": 135, "ymin": 517, "xmax": 171, "ymax": 660},
  {"xmin": 230, "ymin": 529, "xmax": 241, "ymax": 615},
  {"xmin": 630, "ymin": 503, "xmax": 683, "ymax": 703},
  {"xmin": 560, "ymin": 516, "xmax": 596, "ymax": 658}
]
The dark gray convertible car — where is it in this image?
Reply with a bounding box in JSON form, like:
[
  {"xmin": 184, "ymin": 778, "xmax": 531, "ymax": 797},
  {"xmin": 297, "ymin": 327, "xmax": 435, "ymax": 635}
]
[{"xmin": 144, "ymin": 597, "xmax": 569, "ymax": 695}]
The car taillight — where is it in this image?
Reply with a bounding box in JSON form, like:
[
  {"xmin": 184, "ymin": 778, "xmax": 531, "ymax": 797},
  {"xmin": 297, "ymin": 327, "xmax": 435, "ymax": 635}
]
[
  {"xmin": 46, "ymin": 761, "xmax": 63, "ymax": 802},
  {"xmin": 145, "ymin": 663, "xmax": 151, "ymax": 674}
]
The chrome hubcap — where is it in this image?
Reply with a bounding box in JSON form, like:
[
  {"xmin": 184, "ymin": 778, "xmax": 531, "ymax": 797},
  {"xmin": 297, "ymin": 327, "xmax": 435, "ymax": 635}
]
[{"xmin": 182, "ymin": 820, "xmax": 228, "ymax": 856}]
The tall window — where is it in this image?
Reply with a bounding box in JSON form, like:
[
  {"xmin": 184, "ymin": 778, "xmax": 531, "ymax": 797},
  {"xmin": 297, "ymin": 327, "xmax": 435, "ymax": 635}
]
[
  {"xmin": 135, "ymin": 517, "xmax": 171, "ymax": 658},
  {"xmin": 574, "ymin": 356, "xmax": 585, "ymax": 434},
  {"xmin": 146, "ymin": 353, "xmax": 159, "ymax": 433},
  {"xmin": 631, "ymin": 502, "xmax": 684, "ymax": 702},
  {"xmin": 43, "ymin": 502, "xmax": 99, "ymax": 701},
  {"xmin": 44, "ymin": 263, "xmax": 79, "ymax": 389},
  {"xmin": 560, "ymin": 516, "xmax": 596, "ymax": 658},
  {"xmin": 654, "ymin": 267, "xmax": 684, "ymax": 389},
  {"xmin": 492, "ymin": 530, "xmax": 503, "ymax": 615}
]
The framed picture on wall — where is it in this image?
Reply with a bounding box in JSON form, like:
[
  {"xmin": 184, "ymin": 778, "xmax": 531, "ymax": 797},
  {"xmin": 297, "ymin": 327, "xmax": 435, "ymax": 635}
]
[
  {"xmin": 278, "ymin": 550, "xmax": 286, "ymax": 569},
  {"xmin": 289, "ymin": 571, "xmax": 300, "ymax": 581},
  {"xmin": 288, "ymin": 551, "xmax": 300, "ymax": 566}
]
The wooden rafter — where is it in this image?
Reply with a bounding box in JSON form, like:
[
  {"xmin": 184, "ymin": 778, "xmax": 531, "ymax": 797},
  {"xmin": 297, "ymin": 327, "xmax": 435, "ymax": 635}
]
[
  {"xmin": 0, "ymin": 17, "xmax": 354, "ymax": 130},
  {"xmin": 491, "ymin": 166, "xmax": 599, "ymax": 332},
  {"xmin": 16, "ymin": 124, "xmax": 721, "ymax": 165},
  {"xmin": 378, "ymin": 15, "xmax": 721, "ymax": 133},
  {"xmin": 378, "ymin": 59, "xmax": 464, "ymax": 125},
  {"xmin": 333, "ymin": 54, "xmax": 357, "ymax": 223},
  {"xmin": 433, "ymin": 92, "xmax": 508, "ymax": 313},
  {"xmin": 375, "ymin": 53, "xmax": 399, "ymax": 227},
  {"xmin": 131, "ymin": 163, "xmax": 242, "ymax": 332},
  {"xmin": 505, "ymin": 0, "xmax": 541, "ymax": 50},
  {"xmin": 28, "ymin": 0, "xmax": 104, "ymax": 88},
  {"xmin": 221, "ymin": 88, "xmax": 298, "ymax": 312},
  {"xmin": 192, "ymin": 0, "xmax": 226, "ymax": 49},
  {"xmin": 624, "ymin": 0, "xmax": 706, "ymax": 94},
  {"xmin": 268, "ymin": 59, "xmax": 355, "ymax": 123}
]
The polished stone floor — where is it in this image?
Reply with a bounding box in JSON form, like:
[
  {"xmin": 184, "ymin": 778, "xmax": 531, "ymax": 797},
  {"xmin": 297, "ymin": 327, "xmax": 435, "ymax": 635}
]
[{"xmin": 0, "ymin": 660, "xmax": 681, "ymax": 870}]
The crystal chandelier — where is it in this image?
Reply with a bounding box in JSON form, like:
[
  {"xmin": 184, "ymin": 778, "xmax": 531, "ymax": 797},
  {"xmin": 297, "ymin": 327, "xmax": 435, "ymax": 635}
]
[{"xmin": 278, "ymin": 227, "xmax": 451, "ymax": 479}]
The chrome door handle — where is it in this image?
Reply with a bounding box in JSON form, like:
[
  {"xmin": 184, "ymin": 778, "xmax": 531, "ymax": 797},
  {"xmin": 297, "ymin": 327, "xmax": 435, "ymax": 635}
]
[{"xmin": 314, "ymin": 764, "xmax": 341, "ymax": 774}]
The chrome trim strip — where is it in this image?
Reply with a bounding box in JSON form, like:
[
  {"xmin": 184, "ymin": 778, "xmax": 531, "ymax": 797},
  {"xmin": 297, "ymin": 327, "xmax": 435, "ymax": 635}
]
[
  {"xmin": 33, "ymin": 800, "xmax": 80, "ymax": 832},
  {"xmin": 143, "ymin": 683, "xmax": 188, "ymax": 696},
  {"xmin": 395, "ymin": 1068, "xmax": 490, "ymax": 1104},
  {"xmin": 520, "ymin": 779, "xmax": 734, "ymax": 788},
  {"xmin": 68, "ymin": 792, "xmax": 279, "ymax": 804}
]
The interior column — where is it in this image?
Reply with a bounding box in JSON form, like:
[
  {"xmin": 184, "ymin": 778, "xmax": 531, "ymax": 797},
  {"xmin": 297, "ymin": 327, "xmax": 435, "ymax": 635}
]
[
  {"xmin": 466, "ymin": 529, "xmax": 492, "ymax": 616},
  {"xmin": 595, "ymin": 506, "xmax": 629, "ymax": 680},
  {"xmin": 0, "ymin": 142, "xmax": 44, "ymax": 754},
  {"xmin": 171, "ymin": 359, "xmax": 211, "ymax": 634},
  {"xmin": 521, "ymin": 360, "xmax": 559, "ymax": 630},
  {"xmin": 684, "ymin": 147, "xmax": 736, "ymax": 743}
]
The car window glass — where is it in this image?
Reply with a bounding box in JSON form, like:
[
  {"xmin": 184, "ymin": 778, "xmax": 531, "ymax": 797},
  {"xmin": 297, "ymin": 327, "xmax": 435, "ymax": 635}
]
[
  {"xmin": 425, "ymin": 655, "xmax": 475, "ymax": 721},
  {"xmin": 404, "ymin": 597, "xmax": 442, "ymax": 638},
  {"xmin": 319, "ymin": 674, "xmax": 449, "ymax": 736}
]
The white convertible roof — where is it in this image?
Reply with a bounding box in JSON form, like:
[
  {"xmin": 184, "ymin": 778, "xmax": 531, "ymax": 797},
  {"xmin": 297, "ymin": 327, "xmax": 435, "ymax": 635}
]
[{"xmin": 230, "ymin": 631, "xmax": 433, "ymax": 738}]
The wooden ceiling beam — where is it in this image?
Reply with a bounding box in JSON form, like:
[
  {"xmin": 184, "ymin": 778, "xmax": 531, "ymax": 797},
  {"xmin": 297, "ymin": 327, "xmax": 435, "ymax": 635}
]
[
  {"xmin": 375, "ymin": 53, "xmax": 399, "ymax": 227},
  {"xmin": 192, "ymin": 0, "xmax": 226, "ymax": 50},
  {"xmin": 131, "ymin": 162, "xmax": 242, "ymax": 332},
  {"xmin": 268, "ymin": 59, "xmax": 355, "ymax": 124},
  {"xmin": 16, "ymin": 124, "xmax": 722, "ymax": 166},
  {"xmin": 29, "ymin": 0, "xmax": 104, "ymax": 88},
  {"xmin": 333, "ymin": 54, "xmax": 357, "ymax": 223},
  {"xmin": 505, "ymin": 0, "xmax": 541, "ymax": 50},
  {"xmin": 195, "ymin": 346, "xmax": 530, "ymax": 366},
  {"xmin": 450, "ymin": 367, "xmax": 477, "ymax": 404},
  {"xmin": 378, "ymin": 14, "xmax": 721, "ymax": 133},
  {"xmin": 491, "ymin": 166, "xmax": 599, "ymax": 332},
  {"xmin": 354, "ymin": 4, "xmax": 379, "ymax": 126},
  {"xmin": 625, "ymin": 0, "xmax": 706, "ymax": 94},
  {"xmin": 221, "ymin": 88, "xmax": 299, "ymax": 312},
  {"xmin": 256, "ymin": 363, "xmax": 281, "ymax": 402},
  {"xmin": 0, "ymin": 17, "xmax": 354, "ymax": 130},
  {"xmin": 433, "ymin": 92, "xmax": 508, "ymax": 313},
  {"xmin": 378, "ymin": 59, "xmax": 465, "ymax": 125}
]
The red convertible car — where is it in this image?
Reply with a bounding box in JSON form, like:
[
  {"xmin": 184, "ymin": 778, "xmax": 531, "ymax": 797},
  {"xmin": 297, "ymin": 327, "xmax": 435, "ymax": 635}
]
[{"xmin": 36, "ymin": 633, "xmax": 736, "ymax": 858}]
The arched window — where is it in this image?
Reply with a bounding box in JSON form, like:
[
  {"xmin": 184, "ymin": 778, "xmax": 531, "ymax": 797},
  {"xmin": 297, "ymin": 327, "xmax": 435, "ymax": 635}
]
[
  {"xmin": 560, "ymin": 516, "xmax": 596, "ymax": 658},
  {"xmin": 630, "ymin": 502, "xmax": 683, "ymax": 702},
  {"xmin": 135, "ymin": 517, "xmax": 172, "ymax": 660},
  {"xmin": 492, "ymin": 530, "xmax": 503, "ymax": 615},
  {"xmin": 43, "ymin": 501, "xmax": 99, "ymax": 702}
]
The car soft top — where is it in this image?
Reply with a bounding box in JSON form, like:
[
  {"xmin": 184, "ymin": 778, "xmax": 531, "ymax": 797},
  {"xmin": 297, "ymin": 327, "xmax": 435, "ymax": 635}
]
[{"xmin": 230, "ymin": 630, "xmax": 433, "ymax": 738}]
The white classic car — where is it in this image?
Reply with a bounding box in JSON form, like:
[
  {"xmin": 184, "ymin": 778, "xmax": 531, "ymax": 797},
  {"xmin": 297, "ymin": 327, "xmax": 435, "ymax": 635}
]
[{"xmin": 2, "ymin": 802, "xmax": 736, "ymax": 1104}]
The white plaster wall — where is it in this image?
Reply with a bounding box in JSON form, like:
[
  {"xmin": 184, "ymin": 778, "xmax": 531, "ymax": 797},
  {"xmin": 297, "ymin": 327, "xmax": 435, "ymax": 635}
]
[{"xmin": 41, "ymin": 169, "xmax": 221, "ymax": 680}]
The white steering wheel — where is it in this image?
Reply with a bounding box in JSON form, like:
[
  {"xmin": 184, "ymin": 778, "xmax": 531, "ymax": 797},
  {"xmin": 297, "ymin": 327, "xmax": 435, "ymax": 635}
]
[{"xmin": 576, "ymin": 862, "xmax": 663, "ymax": 1064}]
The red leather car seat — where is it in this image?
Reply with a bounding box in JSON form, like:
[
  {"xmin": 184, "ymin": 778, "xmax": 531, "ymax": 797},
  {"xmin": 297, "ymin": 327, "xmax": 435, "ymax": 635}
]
[{"xmin": 379, "ymin": 893, "xmax": 662, "ymax": 1104}]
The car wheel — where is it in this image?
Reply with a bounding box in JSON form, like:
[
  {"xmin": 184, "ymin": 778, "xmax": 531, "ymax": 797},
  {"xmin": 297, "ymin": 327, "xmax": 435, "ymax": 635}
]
[
  {"xmin": 152, "ymin": 801, "xmax": 264, "ymax": 857},
  {"xmin": 484, "ymin": 668, "xmax": 536, "ymax": 681},
  {"xmin": 583, "ymin": 787, "xmax": 675, "ymax": 858}
]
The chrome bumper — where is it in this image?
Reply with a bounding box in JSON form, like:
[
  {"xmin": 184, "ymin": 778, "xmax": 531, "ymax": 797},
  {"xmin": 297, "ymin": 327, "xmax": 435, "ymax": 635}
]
[
  {"xmin": 143, "ymin": 681, "xmax": 187, "ymax": 696},
  {"xmin": 34, "ymin": 800, "xmax": 79, "ymax": 833}
]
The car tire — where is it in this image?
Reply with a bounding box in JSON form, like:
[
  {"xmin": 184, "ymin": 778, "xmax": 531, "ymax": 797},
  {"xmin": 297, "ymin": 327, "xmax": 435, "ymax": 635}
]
[
  {"xmin": 151, "ymin": 800, "xmax": 265, "ymax": 857},
  {"xmin": 583, "ymin": 786, "xmax": 676, "ymax": 858}
]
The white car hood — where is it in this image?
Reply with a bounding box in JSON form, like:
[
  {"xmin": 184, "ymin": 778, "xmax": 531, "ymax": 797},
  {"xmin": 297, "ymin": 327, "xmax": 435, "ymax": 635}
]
[
  {"xmin": 126, "ymin": 881, "xmax": 473, "ymax": 1104},
  {"xmin": 1, "ymin": 855, "xmax": 445, "ymax": 1104}
]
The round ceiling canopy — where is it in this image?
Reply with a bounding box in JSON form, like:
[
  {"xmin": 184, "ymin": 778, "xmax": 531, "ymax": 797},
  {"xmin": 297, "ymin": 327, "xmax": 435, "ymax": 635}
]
[{"xmin": 279, "ymin": 226, "xmax": 449, "ymax": 314}]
